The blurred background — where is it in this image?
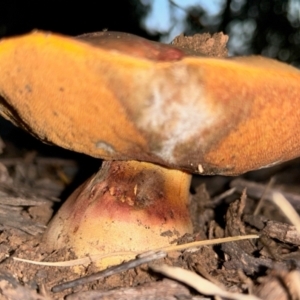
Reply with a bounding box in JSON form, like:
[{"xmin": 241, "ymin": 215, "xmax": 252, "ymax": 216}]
[{"xmin": 0, "ymin": 0, "xmax": 299, "ymax": 65}]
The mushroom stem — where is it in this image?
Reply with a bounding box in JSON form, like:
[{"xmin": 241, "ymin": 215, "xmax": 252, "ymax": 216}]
[{"xmin": 44, "ymin": 160, "xmax": 193, "ymax": 268}]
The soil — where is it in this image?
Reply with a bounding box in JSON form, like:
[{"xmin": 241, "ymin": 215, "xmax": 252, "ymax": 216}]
[
  {"xmin": 0, "ymin": 33, "xmax": 300, "ymax": 300},
  {"xmin": 1, "ymin": 126, "xmax": 300, "ymax": 300}
]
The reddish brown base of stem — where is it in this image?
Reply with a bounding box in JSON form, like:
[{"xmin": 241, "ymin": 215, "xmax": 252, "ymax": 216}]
[{"xmin": 44, "ymin": 160, "xmax": 193, "ymax": 269}]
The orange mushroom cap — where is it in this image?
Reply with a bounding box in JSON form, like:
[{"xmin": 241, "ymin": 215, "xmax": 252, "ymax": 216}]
[
  {"xmin": 0, "ymin": 31, "xmax": 299, "ymax": 175},
  {"xmin": 1, "ymin": 31, "xmax": 300, "ymax": 268}
]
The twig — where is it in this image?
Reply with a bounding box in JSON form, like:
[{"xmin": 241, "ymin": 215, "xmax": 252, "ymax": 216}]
[{"xmin": 52, "ymin": 251, "xmax": 166, "ymax": 293}]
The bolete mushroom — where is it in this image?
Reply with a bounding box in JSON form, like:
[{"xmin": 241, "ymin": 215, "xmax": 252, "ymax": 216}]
[{"xmin": 0, "ymin": 31, "xmax": 299, "ymax": 268}]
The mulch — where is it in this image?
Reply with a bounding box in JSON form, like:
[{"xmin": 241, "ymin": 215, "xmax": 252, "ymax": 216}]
[{"xmin": 0, "ymin": 128, "xmax": 300, "ymax": 299}]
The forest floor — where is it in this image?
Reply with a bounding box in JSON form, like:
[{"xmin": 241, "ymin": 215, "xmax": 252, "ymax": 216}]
[{"xmin": 0, "ymin": 125, "xmax": 300, "ymax": 300}]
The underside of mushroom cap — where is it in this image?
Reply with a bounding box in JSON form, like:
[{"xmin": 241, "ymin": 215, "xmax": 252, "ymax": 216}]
[{"xmin": 0, "ymin": 31, "xmax": 300, "ymax": 175}]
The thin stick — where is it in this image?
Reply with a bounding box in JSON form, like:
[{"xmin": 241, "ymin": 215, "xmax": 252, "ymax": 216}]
[
  {"xmin": 254, "ymin": 177, "xmax": 275, "ymax": 215},
  {"xmin": 52, "ymin": 251, "xmax": 166, "ymax": 293},
  {"xmin": 272, "ymin": 192, "xmax": 300, "ymax": 233}
]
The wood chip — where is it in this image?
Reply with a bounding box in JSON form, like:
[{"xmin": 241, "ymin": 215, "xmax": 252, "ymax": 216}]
[
  {"xmin": 262, "ymin": 220, "xmax": 300, "ymax": 246},
  {"xmin": 150, "ymin": 264, "xmax": 261, "ymax": 300},
  {"xmin": 66, "ymin": 278, "xmax": 193, "ymax": 300}
]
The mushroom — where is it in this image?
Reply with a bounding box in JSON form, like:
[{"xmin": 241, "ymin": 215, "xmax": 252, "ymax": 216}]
[{"xmin": 0, "ymin": 31, "xmax": 299, "ymax": 268}]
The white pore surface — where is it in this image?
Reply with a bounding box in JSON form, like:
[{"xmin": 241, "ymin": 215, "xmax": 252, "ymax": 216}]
[{"xmin": 137, "ymin": 62, "xmax": 221, "ymax": 164}]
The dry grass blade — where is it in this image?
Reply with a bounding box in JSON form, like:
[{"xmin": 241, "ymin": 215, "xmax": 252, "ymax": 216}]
[
  {"xmin": 13, "ymin": 234, "xmax": 259, "ymax": 267},
  {"xmin": 254, "ymin": 177, "xmax": 275, "ymax": 215},
  {"xmin": 272, "ymin": 192, "xmax": 300, "ymax": 233},
  {"xmin": 150, "ymin": 264, "xmax": 261, "ymax": 300},
  {"xmin": 287, "ymin": 271, "xmax": 300, "ymax": 298},
  {"xmin": 210, "ymin": 187, "xmax": 237, "ymax": 206},
  {"xmin": 13, "ymin": 256, "xmax": 94, "ymax": 267},
  {"xmin": 159, "ymin": 234, "xmax": 259, "ymax": 252}
]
